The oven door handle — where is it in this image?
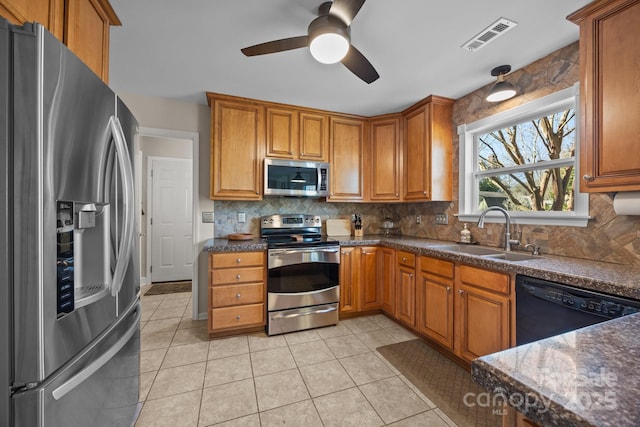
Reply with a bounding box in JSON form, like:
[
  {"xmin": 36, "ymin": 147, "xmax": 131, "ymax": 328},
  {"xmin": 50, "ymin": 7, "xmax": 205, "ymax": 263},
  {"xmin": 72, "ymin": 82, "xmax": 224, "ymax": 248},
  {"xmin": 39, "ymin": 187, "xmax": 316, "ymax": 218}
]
[
  {"xmin": 275, "ymin": 248, "xmax": 339, "ymax": 256},
  {"xmin": 271, "ymin": 305, "xmax": 337, "ymax": 319}
]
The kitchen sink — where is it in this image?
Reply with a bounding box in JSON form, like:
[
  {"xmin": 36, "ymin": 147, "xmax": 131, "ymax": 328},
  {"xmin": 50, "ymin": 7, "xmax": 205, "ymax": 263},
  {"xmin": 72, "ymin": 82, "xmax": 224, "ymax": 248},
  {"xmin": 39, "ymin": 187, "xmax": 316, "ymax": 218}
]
[
  {"xmin": 484, "ymin": 252, "xmax": 539, "ymax": 261},
  {"xmin": 432, "ymin": 244, "xmax": 503, "ymax": 256}
]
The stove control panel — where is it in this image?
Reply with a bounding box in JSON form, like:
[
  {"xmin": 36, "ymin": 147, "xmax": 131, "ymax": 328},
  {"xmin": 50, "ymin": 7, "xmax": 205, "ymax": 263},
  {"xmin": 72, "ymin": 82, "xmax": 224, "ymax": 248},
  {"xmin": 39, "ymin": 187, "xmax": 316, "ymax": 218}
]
[{"xmin": 261, "ymin": 214, "xmax": 322, "ymax": 229}]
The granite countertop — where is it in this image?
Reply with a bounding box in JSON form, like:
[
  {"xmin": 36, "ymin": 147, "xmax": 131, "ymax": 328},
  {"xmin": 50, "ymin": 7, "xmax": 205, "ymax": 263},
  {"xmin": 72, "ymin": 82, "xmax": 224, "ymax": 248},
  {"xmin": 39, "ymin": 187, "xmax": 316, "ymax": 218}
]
[
  {"xmin": 471, "ymin": 313, "xmax": 640, "ymax": 426},
  {"xmin": 204, "ymin": 234, "xmax": 640, "ymax": 299}
]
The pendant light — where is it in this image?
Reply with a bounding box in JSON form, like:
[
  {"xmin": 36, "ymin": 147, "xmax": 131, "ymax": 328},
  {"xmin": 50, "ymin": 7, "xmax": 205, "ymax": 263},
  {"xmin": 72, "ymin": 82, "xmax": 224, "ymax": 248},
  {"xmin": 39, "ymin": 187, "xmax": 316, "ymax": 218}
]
[{"xmin": 486, "ymin": 65, "xmax": 517, "ymax": 102}]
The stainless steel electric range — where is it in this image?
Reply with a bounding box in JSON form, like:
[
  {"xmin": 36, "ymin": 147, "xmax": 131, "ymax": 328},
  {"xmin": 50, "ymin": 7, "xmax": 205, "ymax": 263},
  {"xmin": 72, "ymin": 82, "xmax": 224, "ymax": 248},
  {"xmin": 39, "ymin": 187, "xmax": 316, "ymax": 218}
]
[{"xmin": 261, "ymin": 214, "xmax": 340, "ymax": 335}]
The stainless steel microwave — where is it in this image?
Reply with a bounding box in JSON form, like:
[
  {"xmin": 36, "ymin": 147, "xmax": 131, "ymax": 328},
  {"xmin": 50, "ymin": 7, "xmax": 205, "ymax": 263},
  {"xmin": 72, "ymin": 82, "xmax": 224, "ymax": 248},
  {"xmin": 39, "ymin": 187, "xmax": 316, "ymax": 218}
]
[{"xmin": 264, "ymin": 158, "xmax": 330, "ymax": 197}]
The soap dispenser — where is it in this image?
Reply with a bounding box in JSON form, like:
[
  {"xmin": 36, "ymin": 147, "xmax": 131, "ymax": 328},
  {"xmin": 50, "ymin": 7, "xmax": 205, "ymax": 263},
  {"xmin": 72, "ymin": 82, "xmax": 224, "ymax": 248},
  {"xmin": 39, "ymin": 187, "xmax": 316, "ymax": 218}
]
[{"xmin": 460, "ymin": 223, "xmax": 472, "ymax": 243}]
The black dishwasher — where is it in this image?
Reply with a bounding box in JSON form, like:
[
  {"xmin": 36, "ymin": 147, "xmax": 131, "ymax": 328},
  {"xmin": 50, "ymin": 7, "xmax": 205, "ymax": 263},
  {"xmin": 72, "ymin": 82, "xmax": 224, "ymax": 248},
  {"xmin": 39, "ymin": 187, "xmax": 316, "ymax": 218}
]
[{"xmin": 516, "ymin": 275, "xmax": 640, "ymax": 345}]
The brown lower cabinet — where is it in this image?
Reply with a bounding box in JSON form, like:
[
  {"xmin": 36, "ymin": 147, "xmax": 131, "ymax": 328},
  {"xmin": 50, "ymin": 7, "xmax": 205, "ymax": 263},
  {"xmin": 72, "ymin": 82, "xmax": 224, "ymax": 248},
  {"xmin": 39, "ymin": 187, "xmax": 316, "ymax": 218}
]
[
  {"xmin": 339, "ymin": 246, "xmax": 380, "ymax": 314},
  {"xmin": 396, "ymin": 251, "xmax": 416, "ymax": 327},
  {"xmin": 208, "ymin": 251, "xmax": 266, "ymax": 337},
  {"xmin": 378, "ymin": 247, "xmax": 396, "ymax": 315},
  {"xmin": 418, "ymin": 256, "xmax": 454, "ymax": 350},
  {"xmin": 454, "ymin": 264, "xmax": 511, "ymax": 362}
]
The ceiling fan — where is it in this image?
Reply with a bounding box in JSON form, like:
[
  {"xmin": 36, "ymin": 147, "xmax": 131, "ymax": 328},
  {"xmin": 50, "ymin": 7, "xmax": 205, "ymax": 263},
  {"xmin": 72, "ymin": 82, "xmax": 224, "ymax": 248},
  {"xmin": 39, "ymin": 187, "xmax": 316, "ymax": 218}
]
[{"xmin": 241, "ymin": 0, "xmax": 379, "ymax": 84}]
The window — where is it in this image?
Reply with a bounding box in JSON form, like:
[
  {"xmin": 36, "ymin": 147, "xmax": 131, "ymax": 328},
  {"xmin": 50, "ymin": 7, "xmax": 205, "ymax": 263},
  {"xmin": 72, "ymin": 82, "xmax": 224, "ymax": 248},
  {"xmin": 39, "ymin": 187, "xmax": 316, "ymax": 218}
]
[{"xmin": 458, "ymin": 84, "xmax": 590, "ymax": 226}]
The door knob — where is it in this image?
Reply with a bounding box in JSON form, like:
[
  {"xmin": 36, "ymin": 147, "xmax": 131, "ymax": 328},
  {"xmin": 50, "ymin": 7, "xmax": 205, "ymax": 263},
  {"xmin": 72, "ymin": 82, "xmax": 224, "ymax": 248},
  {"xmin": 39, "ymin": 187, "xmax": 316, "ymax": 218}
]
[{"xmin": 583, "ymin": 174, "xmax": 594, "ymax": 182}]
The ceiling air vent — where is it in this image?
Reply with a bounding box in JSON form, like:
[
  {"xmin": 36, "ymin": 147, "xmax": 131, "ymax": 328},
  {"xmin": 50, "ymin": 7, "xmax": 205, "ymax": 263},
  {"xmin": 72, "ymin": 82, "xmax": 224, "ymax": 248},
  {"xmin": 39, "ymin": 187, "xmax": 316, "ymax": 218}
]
[{"xmin": 461, "ymin": 17, "xmax": 518, "ymax": 52}]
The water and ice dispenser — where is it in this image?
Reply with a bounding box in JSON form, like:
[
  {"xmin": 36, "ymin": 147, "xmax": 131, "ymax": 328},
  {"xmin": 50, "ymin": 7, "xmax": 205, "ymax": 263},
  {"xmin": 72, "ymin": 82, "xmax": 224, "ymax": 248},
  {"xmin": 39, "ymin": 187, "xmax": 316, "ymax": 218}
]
[{"xmin": 56, "ymin": 201, "xmax": 111, "ymax": 318}]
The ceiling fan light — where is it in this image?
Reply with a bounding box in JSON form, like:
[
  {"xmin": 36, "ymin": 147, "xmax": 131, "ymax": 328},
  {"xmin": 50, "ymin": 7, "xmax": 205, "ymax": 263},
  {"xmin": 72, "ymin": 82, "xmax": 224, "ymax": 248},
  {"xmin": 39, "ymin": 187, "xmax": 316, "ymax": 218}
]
[{"xmin": 310, "ymin": 32, "xmax": 350, "ymax": 64}]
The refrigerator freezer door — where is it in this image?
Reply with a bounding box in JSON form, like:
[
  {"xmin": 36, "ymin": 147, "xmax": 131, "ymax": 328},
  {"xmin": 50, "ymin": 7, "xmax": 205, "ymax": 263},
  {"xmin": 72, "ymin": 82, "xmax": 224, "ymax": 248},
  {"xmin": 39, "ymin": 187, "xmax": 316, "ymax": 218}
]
[
  {"xmin": 13, "ymin": 302, "xmax": 140, "ymax": 427},
  {"xmin": 11, "ymin": 24, "xmax": 136, "ymax": 384}
]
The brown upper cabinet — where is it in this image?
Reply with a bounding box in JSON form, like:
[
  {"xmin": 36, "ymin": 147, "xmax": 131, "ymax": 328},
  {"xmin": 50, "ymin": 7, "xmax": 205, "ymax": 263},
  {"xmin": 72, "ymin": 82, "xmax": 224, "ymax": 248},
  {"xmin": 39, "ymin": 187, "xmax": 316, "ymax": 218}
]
[
  {"xmin": 1, "ymin": 0, "xmax": 120, "ymax": 82},
  {"xmin": 402, "ymin": 96, "xmax": 454, "ymax": 201},
  {"xmin": 368, "ymin": 114, "xmax": 402, "ymax": 202},
  {"xmin": 208, "ymin": 94, "xmax": 264, "ymax": 201},
  {"xmin": 206, "ymin": 92, "xmax": 453, "ymax": 202},
  {"xmin": 265, "ymin": 107, "xmax": 329, "ymax": 162},
  {"xmin": 568, "ymin": 0, "xmax": 640, "ymax": 192},
  {"xmin": 328, "ymin": 115, "xmax": 367, "ymax": 201}
]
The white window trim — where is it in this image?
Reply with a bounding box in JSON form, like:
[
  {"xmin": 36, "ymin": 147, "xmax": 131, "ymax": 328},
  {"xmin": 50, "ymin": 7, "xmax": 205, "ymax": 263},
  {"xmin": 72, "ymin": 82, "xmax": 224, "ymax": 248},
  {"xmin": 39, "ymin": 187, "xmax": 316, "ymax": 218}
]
[{"xmin": 457, "ymin": 83, "xmax": 591, "ymax": 227}]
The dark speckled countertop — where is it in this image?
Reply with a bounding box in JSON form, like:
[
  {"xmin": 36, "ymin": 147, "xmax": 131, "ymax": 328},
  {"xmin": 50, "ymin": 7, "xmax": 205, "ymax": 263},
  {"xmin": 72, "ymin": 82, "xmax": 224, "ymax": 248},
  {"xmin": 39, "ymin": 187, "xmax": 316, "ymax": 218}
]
[
  {"xmin": 471, "ymin": 314, "xmax": 640, "ymax": 426},
  {"xmin": 204, "ymin": 234, "xmax": 640, "ymax": 299}
]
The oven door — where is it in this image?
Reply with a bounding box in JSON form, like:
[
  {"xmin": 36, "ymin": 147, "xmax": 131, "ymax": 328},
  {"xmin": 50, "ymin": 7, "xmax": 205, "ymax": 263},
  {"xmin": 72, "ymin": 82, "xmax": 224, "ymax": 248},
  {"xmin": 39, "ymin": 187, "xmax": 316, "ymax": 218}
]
[{"xmin": 267, "ymin": 246, "xmax": 340, "ymax": 311}]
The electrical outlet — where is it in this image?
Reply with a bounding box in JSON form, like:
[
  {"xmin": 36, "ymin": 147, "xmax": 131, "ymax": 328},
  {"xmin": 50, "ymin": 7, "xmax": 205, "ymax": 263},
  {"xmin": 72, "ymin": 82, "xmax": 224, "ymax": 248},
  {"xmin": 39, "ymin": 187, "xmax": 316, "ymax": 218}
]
[
  {"xmin": 416, "ymin": 215, "xmax": 421, "ymax": 224},
  {"xmin": 238, "ymin": 212, "xmax": 246, "ymax": 223},
  {"xmin": 202, "ymin": 212, "xmax": 214, "ymax": 223},
  {"xmin": 435, "ymin": 213, "xmax": 449, "ymax": 225}
]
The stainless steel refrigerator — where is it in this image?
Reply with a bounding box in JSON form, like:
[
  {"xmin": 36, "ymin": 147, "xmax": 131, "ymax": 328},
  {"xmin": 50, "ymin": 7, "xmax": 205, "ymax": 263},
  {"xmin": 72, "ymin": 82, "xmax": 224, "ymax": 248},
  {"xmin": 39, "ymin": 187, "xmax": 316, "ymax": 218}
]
[{"xmin": 0, "ymin": 19, "xmax": 140, "ymax": 426}]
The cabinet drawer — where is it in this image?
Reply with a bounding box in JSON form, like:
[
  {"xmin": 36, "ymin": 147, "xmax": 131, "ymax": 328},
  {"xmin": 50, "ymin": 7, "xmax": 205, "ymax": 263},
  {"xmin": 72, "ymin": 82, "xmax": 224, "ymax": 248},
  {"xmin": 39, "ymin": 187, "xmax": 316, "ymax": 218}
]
[
  {"xmin": 421, "ymin": 256, "xmax": 453, "ymax": 279},
  {"xmin": 397, "ymin": 251, "xmax": 416, "ymax": 268},
  {"xmin": 211, "ymin": 267, "xmax": 264, "ymax": 285},
  {"xmin": 459, "ymin": 265, "xmax": 509, "ymax": 295},
  {"xmin": 210, "ymin": 251, "xmax": 264, "ymax": 269},
  {"xmin": 211, "ymin": 283, "xmax": 264, "ymax": 307},
  {"xmin": 210, "ymin": 303, "xmax": 264, "ymax": 330}
]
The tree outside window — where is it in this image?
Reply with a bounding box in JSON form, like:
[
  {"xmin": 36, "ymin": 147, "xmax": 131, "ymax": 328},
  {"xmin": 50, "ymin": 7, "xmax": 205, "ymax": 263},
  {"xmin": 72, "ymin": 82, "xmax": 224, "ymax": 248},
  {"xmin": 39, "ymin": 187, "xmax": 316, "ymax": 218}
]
[{"xmin": 476, "ymin": 108, "xmax": 576, "ymax": 212}]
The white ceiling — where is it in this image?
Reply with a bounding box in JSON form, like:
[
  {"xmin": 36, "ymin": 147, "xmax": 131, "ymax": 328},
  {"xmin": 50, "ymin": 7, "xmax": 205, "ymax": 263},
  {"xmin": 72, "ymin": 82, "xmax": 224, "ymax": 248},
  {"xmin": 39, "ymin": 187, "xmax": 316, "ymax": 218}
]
[{"xmin": 108, "ymin": 0, "xmax": 591, "ymax": 117}]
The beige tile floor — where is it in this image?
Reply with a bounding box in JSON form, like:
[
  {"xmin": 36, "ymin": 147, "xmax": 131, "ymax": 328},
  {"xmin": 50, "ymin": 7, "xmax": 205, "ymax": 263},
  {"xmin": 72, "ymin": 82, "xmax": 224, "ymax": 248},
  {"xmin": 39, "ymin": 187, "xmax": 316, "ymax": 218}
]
[{"xmin": 135, "ymin": 291, "xmax": 459, "ymax": 427}]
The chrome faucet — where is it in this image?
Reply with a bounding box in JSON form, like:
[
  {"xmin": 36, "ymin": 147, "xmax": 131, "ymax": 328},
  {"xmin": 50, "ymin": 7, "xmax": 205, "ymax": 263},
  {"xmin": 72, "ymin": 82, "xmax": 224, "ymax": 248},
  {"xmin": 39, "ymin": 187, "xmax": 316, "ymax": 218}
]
[{"xmin": 477, "ymin": 206, "xmax": 520, "ymax": 251}]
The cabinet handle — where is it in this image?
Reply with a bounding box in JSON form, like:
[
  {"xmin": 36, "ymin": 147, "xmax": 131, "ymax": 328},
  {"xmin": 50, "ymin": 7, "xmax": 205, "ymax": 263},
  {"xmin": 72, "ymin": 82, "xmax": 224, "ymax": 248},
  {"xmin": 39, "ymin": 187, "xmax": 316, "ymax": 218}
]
[
  {"xmin": 402, "ymin": 257, "xmax": 407, "ymax": 262},
  {"xmin": 446, "ymin": 286, "xmax": 451, "ymax": 293},
  {"xmin": 395, "ymin": 193, "xmax": 399, "ymax": 197},
  {"xmin": 423, "ymin": 191, "xmax": 427, "ymax": 195},
  {"xmin": 236, "ymin": 293, "xmax": 241, "ymax": 299},
  {"xmin": 300, "ymin": 152, "xmax": 304, "ymax": 156},
  {"xmin": 583, "ymin": 174, "xmax": 594, "ymax": 182},
  {"xmin": 236, "ymin": 274, "xmax": 241, "ymax": 280},
  {"xmin": 289, "ymin": 151, "xmax": 294, "ymax": 154},
  {"xmin": 236, "ymin": 258, "xmax": 242, "ymax": 263},
  {"xmin": 409, "ymin": 274, "xmax": 413, "ymax": 278},
  {"xmin": 458, "ymin": 290, "xmax": 464, "ymax": 295},
  {"xmin": 236, "ymin": 315, "xmax": 241, "ymax": 320}
]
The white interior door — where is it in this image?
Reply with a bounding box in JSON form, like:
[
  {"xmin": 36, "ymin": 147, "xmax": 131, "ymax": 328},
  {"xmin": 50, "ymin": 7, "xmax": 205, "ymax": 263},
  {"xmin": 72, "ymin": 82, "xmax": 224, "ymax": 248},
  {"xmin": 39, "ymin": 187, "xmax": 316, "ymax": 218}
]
[{"xmin": 150, "ymin": 157, "xmax": 193, "ymax": 282}]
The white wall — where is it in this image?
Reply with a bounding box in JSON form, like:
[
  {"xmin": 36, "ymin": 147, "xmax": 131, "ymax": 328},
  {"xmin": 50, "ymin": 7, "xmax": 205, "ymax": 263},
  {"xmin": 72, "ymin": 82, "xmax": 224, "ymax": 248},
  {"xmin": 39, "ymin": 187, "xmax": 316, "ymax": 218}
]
[{"xmin": 119, "ymin": 92, "xmax": 212, "ymax": 318}]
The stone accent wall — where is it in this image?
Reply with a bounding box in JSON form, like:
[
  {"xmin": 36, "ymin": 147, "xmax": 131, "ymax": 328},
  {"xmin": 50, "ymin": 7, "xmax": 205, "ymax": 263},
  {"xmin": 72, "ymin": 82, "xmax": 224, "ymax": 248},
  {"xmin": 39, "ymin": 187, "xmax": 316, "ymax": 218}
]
[{"xmin": 396, "ymin": 42, "xmax": 640, "ymax": 266}]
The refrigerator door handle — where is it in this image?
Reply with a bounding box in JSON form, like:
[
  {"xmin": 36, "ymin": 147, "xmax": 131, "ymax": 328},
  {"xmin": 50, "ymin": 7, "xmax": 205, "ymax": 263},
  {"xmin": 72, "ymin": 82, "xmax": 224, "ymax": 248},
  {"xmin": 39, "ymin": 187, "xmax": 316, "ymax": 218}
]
[
  {"xmin": 51, "ymin": 308, "xmax": 140, "ymax": 400},
  {"xmin": 108, "ymin": 116, "xmax": 135, "ymax": 296}
]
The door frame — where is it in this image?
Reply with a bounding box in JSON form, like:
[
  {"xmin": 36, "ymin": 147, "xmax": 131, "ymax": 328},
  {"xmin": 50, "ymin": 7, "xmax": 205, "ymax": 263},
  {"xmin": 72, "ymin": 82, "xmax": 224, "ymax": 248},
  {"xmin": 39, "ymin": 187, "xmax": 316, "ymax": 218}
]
[
  {"xmin": 146, "ymin": 156, "xmax": 193, "ymax": 284},
  {"xmin": 137, "ymin": 127, "xmax": 200, "ymax": 320}
]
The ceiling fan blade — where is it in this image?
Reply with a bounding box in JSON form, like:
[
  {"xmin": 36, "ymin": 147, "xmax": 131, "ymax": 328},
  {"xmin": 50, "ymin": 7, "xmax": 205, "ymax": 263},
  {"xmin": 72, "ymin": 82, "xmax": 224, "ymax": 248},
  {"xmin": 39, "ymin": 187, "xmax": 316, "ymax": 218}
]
[
  {"xmin": 341, "ymin": 45, "xmax": 379, "ymax": 84},
  {"xmin": 241, "ymin": 36, "xmax": 309, "ymax": 56},
  {"xmin": 329, "ymin": 0, "xmax": 366, "ymax": 26}
]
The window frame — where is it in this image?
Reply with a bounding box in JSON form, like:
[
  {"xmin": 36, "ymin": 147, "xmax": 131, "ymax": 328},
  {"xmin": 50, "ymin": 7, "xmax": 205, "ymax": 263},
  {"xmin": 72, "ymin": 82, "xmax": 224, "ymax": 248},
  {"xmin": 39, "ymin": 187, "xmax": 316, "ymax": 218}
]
[{"xmin": 457, "ymin": 83, "xmax": 590, "ymax": 227}]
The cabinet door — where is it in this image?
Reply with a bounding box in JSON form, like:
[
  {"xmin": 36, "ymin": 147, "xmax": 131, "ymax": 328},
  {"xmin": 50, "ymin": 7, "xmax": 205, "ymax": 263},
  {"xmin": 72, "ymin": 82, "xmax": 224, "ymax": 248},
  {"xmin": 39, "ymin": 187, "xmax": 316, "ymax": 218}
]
[
  {"xmin": 210, "ymin": 98, "xmax": 263, "ymax": 200},
  {"xmin": 329, "ymin": 116, "xmax": 366, "ymax": 201},
  {"xmin": 378, "ymin": 247, "xmax": 396, "ymax": 315},
  {"xmin": 359, "ymin": 247, "xmax": 380, "ymax": 310},
  {"xmin": 265, "ymin": 107, "xmax": 298, "ymax": 159},
  {"xmin": 0, "ymin": 0, "xmax": 61, "ymax": 36},
  {"xmin": 456, "ymin": 283, "xmax": 510, "ymax": 362},
  {"xmin": 299, "ymin": 112, "xmax": 328, "ymax": 161},
  {"xmin": 419, "ymin": 275, "xmax": 453, "ymax": 349},
  {"xmin": 369, "ymin": 116, "xmax": 402, "ymax": 201},
  {"xmin": 396, "ymin": 265, "xmax": 416, "ymax": 326},
  {"xmin": 569, "ymin": 0, "xmax": 640, "ymax": 192},
  {"xmin": 339, "ymin": 247, "xmax": 358, "ymax": 313},
  {"xmin": 403, "ymin": 104, "xmax": 430, "ymax": 200},
  {"xmin": 65, "ymin": 0, "xmax": 118, "ymax": 81}
]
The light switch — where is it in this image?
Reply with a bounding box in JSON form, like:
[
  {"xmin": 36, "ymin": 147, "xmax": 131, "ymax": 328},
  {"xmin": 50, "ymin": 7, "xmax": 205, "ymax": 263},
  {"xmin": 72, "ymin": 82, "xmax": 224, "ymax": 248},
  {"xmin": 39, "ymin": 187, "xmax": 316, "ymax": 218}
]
[{"xmin": 238, "ymin": 212, "xmax": 246, "ymax": 223}]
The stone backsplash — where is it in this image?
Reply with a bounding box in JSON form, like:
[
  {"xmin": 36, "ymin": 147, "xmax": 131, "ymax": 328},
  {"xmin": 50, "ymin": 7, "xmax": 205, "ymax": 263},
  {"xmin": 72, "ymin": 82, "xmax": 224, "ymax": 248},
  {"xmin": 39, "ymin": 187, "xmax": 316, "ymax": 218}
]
[{"xmin": 213, "ymin": 42, "xmax": 640, "ymax": 266}]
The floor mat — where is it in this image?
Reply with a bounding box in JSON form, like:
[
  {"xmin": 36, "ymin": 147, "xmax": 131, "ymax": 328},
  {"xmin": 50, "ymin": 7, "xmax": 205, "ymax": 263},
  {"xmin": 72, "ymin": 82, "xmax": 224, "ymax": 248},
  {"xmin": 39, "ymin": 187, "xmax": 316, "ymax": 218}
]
[
  {"xmin": 144, "ymin": 281, "xmax": 192, "ymax": 296},
  {"xmin": 377, "ymin": 339, "xmax": 502, "ymax": 427}
]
